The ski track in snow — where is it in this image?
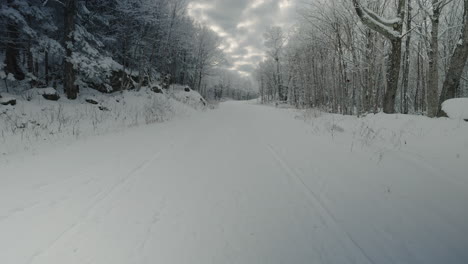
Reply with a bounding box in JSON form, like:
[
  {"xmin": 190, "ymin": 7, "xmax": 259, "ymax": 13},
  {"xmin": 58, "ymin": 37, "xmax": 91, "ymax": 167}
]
[
  {"xmin": 1, "ymin": 101, "xmax": 467, "ymax": 264},
  {"xmin": 265, "ymin": 143, "xmax": 375, "ymax": 264},
  {"xmin": 28, "ymin": 151, "xmax": 164, "ymax": 264}
]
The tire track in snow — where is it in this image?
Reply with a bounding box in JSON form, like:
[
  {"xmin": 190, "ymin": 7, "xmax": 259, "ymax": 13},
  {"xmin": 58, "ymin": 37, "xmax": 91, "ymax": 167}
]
[
  {"xmin": 28, "ymin": 151, "xmax": 162, "ymax": 264},
  {"xmin": 0, "ymin": 161, "xmax": 103, "ymax": 224},
  {"xmin": 130, "ymin": 204, "xmax": 165, "ymax": 264},
  {"xmin": 265, "ymin": 143, "xmax": 376, "ymax": 264},
  {"xmin": 0, "ymin": 201, "xmax": 41, "ymax": 222},
  {"xmin": 32, "ymin": 159, "xmax": 103, "ymax": 191}
]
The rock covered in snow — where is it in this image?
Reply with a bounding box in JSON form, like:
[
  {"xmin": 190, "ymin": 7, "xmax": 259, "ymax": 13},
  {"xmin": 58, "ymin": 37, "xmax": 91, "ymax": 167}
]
[
  {"xmin": 171, "ymin": 85, "xmax": 207, "ymax": 110},
  {"xmin": 0, "ymin": 94, "xmax": 16, "ymax": 106},
  {"xmin": 40, "ymin": 88, "xmax": 60, "ymax": 101},
  {"xmin": 151, "ymin": 85, "xmax": 163, "ymax": 94},
  {"xmin": 442, "ymin": 98, "xmax": 468, "ymax": 121}
]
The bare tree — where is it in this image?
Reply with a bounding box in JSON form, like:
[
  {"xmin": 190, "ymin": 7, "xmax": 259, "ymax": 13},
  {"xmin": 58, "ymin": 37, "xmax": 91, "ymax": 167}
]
[
  {"xmin": 64, "ymin": 0, "xmax": 77, "ymax": 99},
  {"xmin": 438, "ymin": 0, "xmax": 468, "ymax": 115},
  {"xmin": 3, "ymin": 0, "xmax": 25, "ymax": 81},
  {"xmin": 400, "ymin": 0, "xmax": 412, "ymax": 114},
  {"xmin": 351, "ymin": 0, "xmax": 406, "ymax": 113},
  {"xmin": 264, "ymin": 26, "xmax": 287, "ymax": 101},
  {"xmin": 419, "ymin": 0, "xmax": 452, "ymax": 116},
  {"xmin": 193, "ymin": 25, "xmax": 223, "ymax": 91}
]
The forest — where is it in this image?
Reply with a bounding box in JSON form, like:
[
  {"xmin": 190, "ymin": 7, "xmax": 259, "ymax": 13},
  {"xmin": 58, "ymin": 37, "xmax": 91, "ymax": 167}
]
[
  {"xmin": 0, "ymin": 0, "xmax": 257, "ymax": 102},
  {"xmin": 256, "ymin": 0, "xmax": 468, "ymax": 117}
]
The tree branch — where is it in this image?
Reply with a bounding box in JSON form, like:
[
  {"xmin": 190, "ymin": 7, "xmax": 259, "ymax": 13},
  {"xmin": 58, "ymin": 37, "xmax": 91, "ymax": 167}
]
[{"xmin": 352, "ymin": 0, "xmax": 402, "ymax": 41}]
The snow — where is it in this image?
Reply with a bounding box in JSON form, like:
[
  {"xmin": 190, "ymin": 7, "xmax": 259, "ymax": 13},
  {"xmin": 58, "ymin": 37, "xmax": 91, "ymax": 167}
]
[
  {"xmin": 0, "ymin": 95, "xmax": 16, "ymax": 104},
  {"xmin": 0, "ymin": 87, "xmax": 205, "ymax": 155},
  {"xmin": 362, "ymin": 6, "xmax": 401, "ymax": 26},
  {"xmin": 41, "ymin": 87, "xmax": 58, "ymax": 95},
  {"xmin": 1, "ymin": 101, "xmax": 467, "ymax": 264},
  {"xmin": 7, "ymin": 73, "xmax": 15, "ymax": 81},
  {"xmin": 442, "ymin": 98, "xmax": 468, "ymax": 120},
  {"xmin": 170, "ymin": 85, "xmax": 208, "ymax": 110},
  {"xmin": 359, "ymin": 8, "xmax": 401, "ymax": 39}
]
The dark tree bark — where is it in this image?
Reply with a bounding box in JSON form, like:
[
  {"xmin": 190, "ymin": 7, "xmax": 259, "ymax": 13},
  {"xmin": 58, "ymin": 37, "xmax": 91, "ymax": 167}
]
[
  {"xmin": 438, "ymin": 0, "xmax": 468, "ymax": 115},
  {"xmin": 27, "ymin": 43, "xmax": 34, "ymax": 75},
  {"xmin": 383, "ymin": 40, "xmax": 403, "ymax": 113},
  {"xmin": 401, "ymin": 0, "xmax": 412, "ymax": 114},
  {"xmin": 64, "ymin": 0, "xmax": 78, "ymax": 99},
  {"xmin": 276, "ymin": 57, "xmax": 284, "ymax": 101},
  {"xmin": 415, "ymin": 52, "xmax": 420, "ymax": 112},
  {"xmin": 363, "ymin": 29, "xmax": 374, "ymax": 113},
  {"xmin": 45, "ymin": 51, "xmax": 49, "ymax": 86},
  {"xmin": 4, "ymin": 0, "xmax": 25, "ymax": 81},
  {"xmin": 427, "ymin": 2, "xmax": 442, "ymax": 117}
]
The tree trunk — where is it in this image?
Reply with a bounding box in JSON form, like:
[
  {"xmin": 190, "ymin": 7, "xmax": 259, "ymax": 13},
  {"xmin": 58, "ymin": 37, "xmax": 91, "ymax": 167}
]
[
  {"xmin": 276, "ymin": 58, "xmax": 284, "ymax": 101},
  {"xmin": 415, "ymin": 40, "xmax": 422, "ymax": 112},
  {"xmin": 363, "ymin": 30, "xmax": 374, "ymax": 113},
  {"xmin": 401, "ymin": 0, "xmax": 412, "ymax": 114},
  {"xmin": 4, "ymin": 0, "xmax": 25, "ymax": 81},
  {"xmin": 352, "ymin": 0, "xmax": 405, "ymax": 114},
  {"xmin": 45, "ymin": 51, "xmax": 49, "ymax": 86},
  {"xmin": 383, "ymin": 40, "xmax": 402, "ymax": 113},
  {"xmin": 422, "ymin": 63, "xmax": 427, "ymax": 111},
  {"xmin": 438, "ymin": 0, "xmax": 468, "ymax": 115},
  {"xmin": 427, "ymin": 7, "xmax": 441, "ymax": 117},
  {"xmin": 64, "ymin": 0, "xmax": 78, "ymax": 99},
  {"xmin": 415, "ymin": 61, "xmax": 420, "ymax": 112},
  {"xmin": 197, "ymin": 67, "xmax": 203, "ymax": 91}
]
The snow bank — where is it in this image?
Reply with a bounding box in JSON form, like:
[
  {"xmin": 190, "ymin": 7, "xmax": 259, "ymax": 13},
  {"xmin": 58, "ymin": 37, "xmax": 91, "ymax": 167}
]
[
  {"xmin": 0, "ymin": 94, "xmax": 16, "ymax": 105},
  {"xmin": 170, "ymin": 85, "xmax": 207, "ymax": 110},
  {"xmin": 442, "ymin": 98, "xmax": 468, "ymax": 120},
  {"xmin": 0, "ymin": 86, "xmax": 208, "ymax": 155},
  {"xmin": 294, "ymin": 108, "xmax": 468, "ymax": 167}
]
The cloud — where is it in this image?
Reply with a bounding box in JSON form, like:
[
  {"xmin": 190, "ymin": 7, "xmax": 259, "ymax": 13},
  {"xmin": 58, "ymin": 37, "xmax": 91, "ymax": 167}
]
[{"xmin": 188, "ymin": 0, "xmax": 296, "ymax": 76}]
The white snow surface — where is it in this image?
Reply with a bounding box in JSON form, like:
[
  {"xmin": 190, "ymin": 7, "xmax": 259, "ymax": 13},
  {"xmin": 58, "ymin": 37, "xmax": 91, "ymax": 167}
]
[
  {"xmin": 40, "ymin": 87, "xmax": 59, "ymax": 95},
  {"xmin": 442, "ymin": 98, "xmax": 468, "ymax": 120},
  {"xmin": 1, "ymin": 100, "xmax": 467, "ymax": 264},
  {"xmin": 0, "ymin": 87, "xmax": 206, "ymax": 155},
  {"xmin": 0, "ymin": 95, "xmax": 16, "ymax": 104}
]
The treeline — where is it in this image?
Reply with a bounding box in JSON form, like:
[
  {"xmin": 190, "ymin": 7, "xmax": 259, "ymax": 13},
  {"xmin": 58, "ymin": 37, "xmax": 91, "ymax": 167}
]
[
  {"xmin": 0, "ymin": 0, "xmax": 223, "ymax": 99},
  {"xmin": 201, "ymin": 69, "xmax": 258, "ymax": 101},
  {"xmin": 256, "ymin": 0, "xmax": 468, "ymax": 117}
]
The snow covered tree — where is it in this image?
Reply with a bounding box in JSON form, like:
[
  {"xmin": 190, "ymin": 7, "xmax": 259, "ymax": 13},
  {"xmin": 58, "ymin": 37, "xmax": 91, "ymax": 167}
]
[
  {"xmin": 264, "ymin": 26, "xmax": 287, "ymax": 101},
  {"xmin": 192, "ymin": 25, "xmax": 223, "ymax": 91},
  {"xmin": 351, "ymin": 0, "xmax": 405, "ymax": 114},
  {"xmin": 438, "ymin": 0, "xmax": 468, "ymax": 115}
]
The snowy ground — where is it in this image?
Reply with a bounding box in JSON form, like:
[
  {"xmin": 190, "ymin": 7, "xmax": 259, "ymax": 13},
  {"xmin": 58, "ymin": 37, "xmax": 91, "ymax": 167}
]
[
  {"xmin": 0, "ymin": 86, "xmax": 206, "ymax": 155},
  {"xmin": 1, "ymin": 100, "xmax": 467, "ymax": 264}
]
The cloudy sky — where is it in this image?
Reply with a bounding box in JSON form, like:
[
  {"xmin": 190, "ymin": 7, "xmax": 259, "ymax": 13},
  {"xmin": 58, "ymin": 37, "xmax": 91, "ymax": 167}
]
[{"xmin": 187, "ymin": 0, "xmax": 297, "ymax": 76}]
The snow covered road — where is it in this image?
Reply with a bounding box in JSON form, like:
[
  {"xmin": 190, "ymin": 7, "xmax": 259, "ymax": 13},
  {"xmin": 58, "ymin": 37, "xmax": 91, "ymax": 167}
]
[{"xmin": 1, "ymin": 101, "xmax": 468, "ymax": 264}]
